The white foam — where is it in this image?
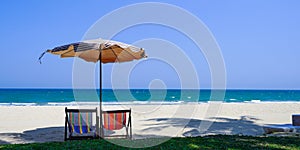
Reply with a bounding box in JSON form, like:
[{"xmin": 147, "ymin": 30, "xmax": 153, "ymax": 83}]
[
  {"xmin": 11, "ymin": 103, "xmax": 37, "ymax": 106},
  {"xmin": 250, "ymin": 100, "xmax": 261, "ymax": 103},
  {"xmin": 2, "ymin": 99, "xmax": 300, "ymax": 107},
  {"xmin": 129, "ymin": 101, "xmax": 186, "ymax": 105},
  {"xmin": 0, "ymin": 103, "xmax": 13, "ymax": 106}
]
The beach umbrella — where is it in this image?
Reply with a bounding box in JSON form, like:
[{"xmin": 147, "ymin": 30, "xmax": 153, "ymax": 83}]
[{"xmin": 39, "ymin": 38, "xmax": 146, "ymax": 137}]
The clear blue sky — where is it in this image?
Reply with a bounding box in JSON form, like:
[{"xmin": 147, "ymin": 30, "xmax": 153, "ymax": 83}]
[{"xmin": 0, "ymin": 0, "xmax": 299, "ymax": 89}]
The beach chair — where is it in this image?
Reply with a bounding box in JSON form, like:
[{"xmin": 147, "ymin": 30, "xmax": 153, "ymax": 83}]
[
  {"xmin": 101, "ymin": 109, "xmax": 132, "ymax": 139},
  {"xmin": 65, "ymin": 107, "xmax": 99, "ymax": 141}
]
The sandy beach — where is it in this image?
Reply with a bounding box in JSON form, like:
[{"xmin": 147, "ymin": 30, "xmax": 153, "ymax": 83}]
[{"xmin": 1, "ymin": 102, "xmax": 300, "ymax": 144}]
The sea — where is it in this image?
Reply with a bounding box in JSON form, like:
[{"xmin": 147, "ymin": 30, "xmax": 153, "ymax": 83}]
[{"xmin": 1, "ymin": 89, "xmax": 300, "ymax": 106}]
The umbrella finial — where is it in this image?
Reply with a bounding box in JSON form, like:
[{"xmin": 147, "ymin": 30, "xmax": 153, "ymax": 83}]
[{"xmin": 140, "ymin": 48, "xmax": 147, "ymax": 58}]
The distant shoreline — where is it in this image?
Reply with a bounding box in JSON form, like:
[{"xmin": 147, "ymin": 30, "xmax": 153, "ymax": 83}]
[
  {"xmin": 2, "ymin": 101, "xmax": 300, "ymax": 106},
  {"xmin": 1, "ymin": 89, "xmax": 300, "ymax": 104},
  {"xmin": 1, "ymin": 88, "xmax": 300, "ymax": 90}
]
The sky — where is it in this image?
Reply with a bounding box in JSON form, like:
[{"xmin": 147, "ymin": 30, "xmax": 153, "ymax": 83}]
[{"xmin": 0, "ymin": 0, "xmax": 300, "ymax": 89}]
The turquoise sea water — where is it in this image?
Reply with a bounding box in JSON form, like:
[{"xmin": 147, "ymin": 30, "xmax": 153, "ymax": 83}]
[{"xmin": 0, "ymin": 89, "xmax": 300, "ymax": 105}]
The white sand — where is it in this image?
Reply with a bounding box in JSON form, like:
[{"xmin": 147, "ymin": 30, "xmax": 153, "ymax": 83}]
[{"xmin": 1, "ymin": 102, "xmax": 300, "ymax": 144}]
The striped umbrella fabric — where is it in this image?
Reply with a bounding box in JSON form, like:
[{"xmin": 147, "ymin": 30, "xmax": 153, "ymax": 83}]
[{"xmin": 39, "ymin": 39, "xmax": 146, "ymax": 63}]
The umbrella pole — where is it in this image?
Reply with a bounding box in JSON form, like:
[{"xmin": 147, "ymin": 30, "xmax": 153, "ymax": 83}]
[{"xmin": 99, "ymin": 51, "xmax": 103, "ymax": 138}]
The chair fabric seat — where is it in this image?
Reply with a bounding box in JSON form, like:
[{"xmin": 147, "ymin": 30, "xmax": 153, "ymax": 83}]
[
  {"xmin": 103, "ymin": 112, "xmax": 126, "ymax": 130},
  {"xmin": 65, "ymin": 107, "xmax": 99, "ymax": 141}
]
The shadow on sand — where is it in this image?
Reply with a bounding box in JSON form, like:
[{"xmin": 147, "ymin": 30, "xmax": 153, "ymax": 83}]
[
  {"xmin": 0, "ymin": 127, "xmax": 64, "ymax": 144},
  {"xmin": 0, "ymin": 116, "xmax": 276, "ymax": 144},
  {"xmin": 142, "ymin": 116, "xmax": 265, "ymax": 137},
  {"xmin": 0, "ymin": 126, "xmax": 119, "ymax": 144}
]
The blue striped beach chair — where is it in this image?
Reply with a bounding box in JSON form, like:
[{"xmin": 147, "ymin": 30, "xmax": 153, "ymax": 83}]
[{"xmin": 65, "ymin": 107, "xmax": 99, "ymax": 141}]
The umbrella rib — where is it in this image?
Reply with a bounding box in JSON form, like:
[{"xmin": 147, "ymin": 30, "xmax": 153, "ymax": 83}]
[
  {"xmin": 110, "ymin": 47, "xmax": 120, "ymax": 62},
  {"xmin": 122, "ymin": 48, "xmax": 139, "ymax": 60}
]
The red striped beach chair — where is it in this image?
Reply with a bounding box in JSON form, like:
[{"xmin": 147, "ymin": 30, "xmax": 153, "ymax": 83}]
[
  {"xmin": 65, "ymin": 107, "xmax": 99, "ymax": 141},
  {"xmin": 101, "ymin": 109, "xmax": 132, "ymax": 139}
]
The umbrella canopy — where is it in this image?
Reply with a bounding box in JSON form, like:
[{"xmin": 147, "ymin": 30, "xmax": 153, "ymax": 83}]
[
  {"xmin": 39, "ymin": 39, "xmax": 146, "ymax": 63},
  {"xmin": 39, "ymin": 38, "xmax": 146, "ymax": 138}
]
